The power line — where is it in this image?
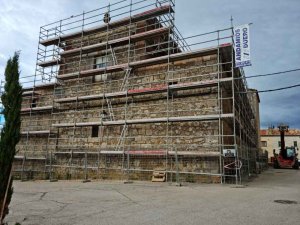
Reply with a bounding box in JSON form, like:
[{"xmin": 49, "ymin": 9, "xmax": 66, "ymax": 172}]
[
  {"xmin": 245, "ymin": 68, "xmax": 300, "ymax": 79},
  {"xmin": 240, "ymin": 83, "xmax": 300, "ymax": 94},
  {"xmin": 236, "ymin": 68, "xmax": 300, "ymax": 93},
  {"xmin": 258, "ymin": 83, "xmax": 300, "ymax": 93}
]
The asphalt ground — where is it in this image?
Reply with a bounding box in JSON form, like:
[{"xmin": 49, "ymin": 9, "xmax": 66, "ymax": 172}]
[{"xmin": 5, "ymin": 168, "xmax": 300, "ymax": 225}]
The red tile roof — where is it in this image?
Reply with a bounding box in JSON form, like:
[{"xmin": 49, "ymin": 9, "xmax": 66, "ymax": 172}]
[{"xmin": 260, "ymin": 129, "xmax": 300, "ymax": 136}]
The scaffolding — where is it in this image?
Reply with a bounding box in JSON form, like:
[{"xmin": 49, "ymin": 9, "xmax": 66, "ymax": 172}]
[{"xmin": 15, "ymin": 0, "xmax": 259, "ymax": 184}]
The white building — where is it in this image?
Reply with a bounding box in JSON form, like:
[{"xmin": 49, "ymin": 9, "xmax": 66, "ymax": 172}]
[{"xmin": 260, "ymin": 128, "xmax": 300, "ymax": 162}]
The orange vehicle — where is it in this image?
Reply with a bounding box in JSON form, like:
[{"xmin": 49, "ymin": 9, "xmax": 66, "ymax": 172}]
[{"xmin": 273, "ymin": 124, "xmax": 299, "ymax": 169}]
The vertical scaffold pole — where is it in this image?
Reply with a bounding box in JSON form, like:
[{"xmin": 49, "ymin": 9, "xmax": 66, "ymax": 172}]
[
  {"xmin": 47, "ymin": 19, "xmax": 62, "ymax": 182},
  {"xmin": 231, "ymin": 16, "xmax": 240, "ymax": 185},
  {"xmin": 21, "ymin": 25, "xmax": 45, "ymax": 181},
  {"xmin": 217, "ymin": 30, "xmax": 223, "ymax": 184},
  {"xmin": 123, "ymin": 0, "xmax": 133, "ymax": 183}
]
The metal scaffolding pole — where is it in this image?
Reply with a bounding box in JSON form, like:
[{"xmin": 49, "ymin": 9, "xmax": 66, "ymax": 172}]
[{"xmin": 15, "ymin": 0, "xmax": 258, "ymax": 184}]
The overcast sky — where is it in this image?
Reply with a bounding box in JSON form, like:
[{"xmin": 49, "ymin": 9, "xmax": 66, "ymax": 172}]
[{"xmin": 0, "ymin": 0, "xmax": 299, "ymax": 129}]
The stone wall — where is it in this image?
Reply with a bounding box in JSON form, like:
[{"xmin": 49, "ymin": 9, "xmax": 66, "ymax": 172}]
[{"xmin": 15, "ymin": 18, "xmax": 236, "ymax": 183}]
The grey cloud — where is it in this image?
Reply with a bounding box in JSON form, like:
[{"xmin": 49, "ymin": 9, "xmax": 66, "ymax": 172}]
[{"xmin": 0, "ymin": 0, "xmax": 299, "ymax": 128}]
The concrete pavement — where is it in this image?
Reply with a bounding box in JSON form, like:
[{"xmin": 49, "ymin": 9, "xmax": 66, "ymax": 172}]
[{"xmin": 5, "ymin": 168, "xmax": 300, "ymax": 225}]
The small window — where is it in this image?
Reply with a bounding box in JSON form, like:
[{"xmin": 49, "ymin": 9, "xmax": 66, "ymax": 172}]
[
  {"xmin": 294, "ymin": 141, "xmax": 298, "ymax": 147},
  {"xmin": 31, "ymin": 99, "xmax": 37, "ymax": 108},
  {"xmin": 261, "ymin": 141, "xmax": 267, "ymax": 147},
  {"xmin": 95, "ymin": 56, "xmax": 106, "ymax": 68},
  {"xmin": 54, "ymin": 87, "xmax": 64, "ymax": 97},
  {"xmin": 100, "ymin": 110, "xmax": 108, "ymax": 120},
  {"xmin": 94, "ymin": 55, "xmax": 112, "ymax": 69},
  {"xmin": 100, "ymin": 110, "xmax": 111, "ymax": 121},
  {"xmin": 168, "ymin": 81, "xmax": 178, "ymax": 86},
  {"xmin": 168, "ymin": 81, "xmax": 178, "ymax": 97},
  {"xmin": 92, "ymin": 74, "xmax": 108, "ymax": 83},
  {"xmin": 93, "ymin": 55, "xmax": 111, "ymax": 83},
  {"xmin": 92, "ymin": 126, "xmax": 99, "ymax": 137},
  {"xmin": 278, "ymin": 141, "xmax": 281, "ymax": 147}
]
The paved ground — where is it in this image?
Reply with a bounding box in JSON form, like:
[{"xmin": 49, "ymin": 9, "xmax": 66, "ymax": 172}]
[{"xmin": 5, "ymin": 168, "xmax": 300, "ymax": 225}]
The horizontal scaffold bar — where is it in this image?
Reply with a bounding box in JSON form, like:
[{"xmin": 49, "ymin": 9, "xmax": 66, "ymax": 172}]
[
  {"xmin": 55, "ymin": 77, "xmax": 233, "ymax": 103},
  {"xmin": 22, "ymin": 91, "xmax": 40, "ymax": 97},
  {"xmin": 21, "ymin": 106, "xmax": 53, "ymax": 113},
  {"xmin": 37, "ymin": 59, "xmax": 61, "ymax": 68},
  {"xmin": 40, "ymin": 5, "xmax": 173, "ymax": 46},
  {"xmin": 23, "ymin": 82, "xmax": 58, "ymax": 92},
  {"xmin": 14, "ymin": 156, "xmax": 46, "ymax": 160},
  {"xmin": 60, "ymin": 27, "xmax": 170, "ymax": 57},
  {"xmin": 52, "ymin": 113, "xmax": 234, "ymax": 127},
  {"xmin": 57, "ymin": 44, "xmax": 232, "ymax": 80},
  {"xmin": 21, "ymin": 130, "xmax": 52, "ymax": 135},
  {"xmin": 52, "ymin": 150, "xmax": 221, "ymax": 157}
]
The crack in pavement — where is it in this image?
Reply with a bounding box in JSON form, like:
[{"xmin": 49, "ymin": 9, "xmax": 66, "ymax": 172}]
[
  {"xmin": 39, "ymin": 192, "xmax": 47, "ymax": 200},
  {"xmin": 113, "ymin": 188, "xmax": 139, "ymax": 205}
]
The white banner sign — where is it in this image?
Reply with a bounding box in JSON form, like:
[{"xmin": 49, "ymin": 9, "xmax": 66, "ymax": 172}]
[{"xmin": 234, "ymin": 24, "xmax": 251, "ymax": 68}]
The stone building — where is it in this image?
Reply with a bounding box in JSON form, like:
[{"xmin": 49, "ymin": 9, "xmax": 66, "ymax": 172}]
[
  {"xmin": 260, "ymin": 128, "xmax": 300, "ymax": 162},
  {"xmin": 14, "ymin": 0, "xmax": 259, "ymax": 184}
]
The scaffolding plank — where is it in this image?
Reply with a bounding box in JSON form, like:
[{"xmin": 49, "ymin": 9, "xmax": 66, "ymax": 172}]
[
  {"xmin": 37, "ymin": 59, "xmax": 61, "ymax": 68},
  {"xmin": 52, "ymin": 122, "xmax": 74, "ymax": 128},
  {"xmin": 55, "ymin": 78, "xmax": 232, "ymax": 104},
  {"xmin": 55, "ymin": 96, "xmax": 78, "ymax": 103},
  {"xmin": 40, "ymin": 5, "xmax": 173, "ymax": 46},
  {"xmin": 52, "ymin": 113, "xmax": 234, "ymax": 128},
  {"xmin": 14, "ymin": 155, "xmax": 24, "ymax": 160},
  {"xmin": 53, "ymin": 150, "xmax": 220, "ymax": 156},
  {"xmin": 127, "ymin": 150, "xmax": 166, "ymax": 155},
  {"xmin": 23, "ymin": 82, "xmax": 59, "ymax": 92},
  {"xmin": 27, "ymin": 157, "xmax": 46, "ymax": 160},
  {"xmin": 58, "ymin": 63, "xmax": 127, "ymax": 80},
  {"xmin": 76, "ymin": 121, "xmax": 102, "ymax": 127},
  {"xmin": 56, "ymin": 94, "xmax": 105, "ymax": 103},
  {"xmin": 22, "ymin": 91, "xmax": 40, "ymax": 97},
  {"xmin": 127, "ymin": 85, "xmax": 166, "ymax": 95},
  {"xmin": 53, "ymin": 151, "xmax": 123, "ymax": 156},
  {"xmin": 105, "ymin": 91, "xmax": 127, "ymax": 98},
  {"xmin": 21, "ymin": 105, "xmax": 53, "ymax": 113},
  {"xmin": 54, "ymin": 151, "xmax": 99, "ymax": 155},
  {"xmin": 60, "ymin": 27, "xmax": 170, "ymax": 57},
  {"xmin": 79, "ymin": 64, "xmax": 127, "ymax": 75},
  {"xmin": 14, "ymin": 155, "xmax": 46, "ymax": 160},
  {"xmin": 168, "ymin": 151, "xmax": 221, "ymax": 157},
  {"xmin": 13, "ymin": 169, "xmax": 43, "ymax": 173},
  {"xmin": 21, "ymin": 130, "xmax": 52, "ymax": 135},
  {"xmin": 130, "ymin": 45, "xmax": 223, "ymax": 68},
  {"xmin": 169, "ymin": 78, "xmax": 232, "ymax": 91},
  {"xmin": 57, "ymin": 45, "xmax": 231, "ymax": 80}
]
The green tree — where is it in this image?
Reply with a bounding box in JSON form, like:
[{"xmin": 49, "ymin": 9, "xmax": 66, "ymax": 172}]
[{"xmin": 0, "ymin": 52, "xmax": 22, "ymax": 224}]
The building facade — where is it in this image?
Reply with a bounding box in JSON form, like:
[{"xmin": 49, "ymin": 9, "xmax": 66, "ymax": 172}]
[
  {"xmin": 14, "ymin": 0, "xmax": 260, "ymax": 184},
  {"xmin": 260, "ymin": 128, "xmax": 300, "ymax": 162}
]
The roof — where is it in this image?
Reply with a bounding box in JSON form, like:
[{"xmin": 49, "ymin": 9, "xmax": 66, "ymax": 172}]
[{"xmin": 260, "ymin": 129, "xmax": 300, "ymax": 136}]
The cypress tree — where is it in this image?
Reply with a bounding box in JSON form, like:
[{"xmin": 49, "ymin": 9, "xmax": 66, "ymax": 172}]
[{"xmin": 0, "ymin": 52, "xmax": 22, "ymax": 223}]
